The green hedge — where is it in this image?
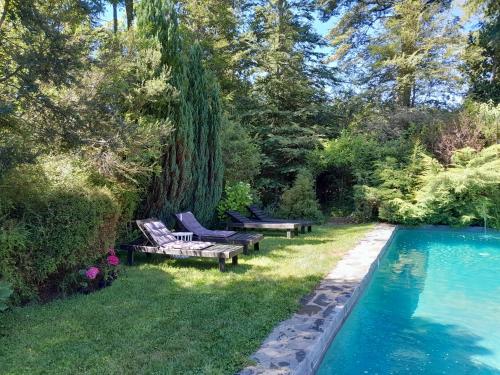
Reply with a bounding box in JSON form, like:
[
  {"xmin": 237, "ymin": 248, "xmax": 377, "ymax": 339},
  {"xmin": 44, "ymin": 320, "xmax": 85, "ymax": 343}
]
[{"xmin": 0, "ymin": 156, "xmax": 120, "ymax": 303}]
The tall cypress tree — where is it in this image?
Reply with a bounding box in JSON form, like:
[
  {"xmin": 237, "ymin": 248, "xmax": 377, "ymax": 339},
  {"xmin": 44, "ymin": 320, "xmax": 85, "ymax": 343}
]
[
  {"xmin": 137, "ymin": 0, "xmax": 194, "ymax": 223},
  {"xmin": 137, "ymin": 1, "xmax": 223, "ymax": 225},
  {"xmin": 185, "ymin": 44, "xmax": 224, "ymax": 223},
  {"xmin": 203, "ymin": 60, "xmax": 224, "ymax": 223}
]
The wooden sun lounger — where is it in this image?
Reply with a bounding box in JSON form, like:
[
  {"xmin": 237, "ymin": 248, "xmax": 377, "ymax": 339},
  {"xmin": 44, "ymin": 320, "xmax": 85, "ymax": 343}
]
[
  {"xmin": 175, "ymin": 211, "xmax": 264, "ymax": 255},
  {"xmin": 119, "ymin": 218, "xmax": 243, "ymax": 272},
  {"xmin": 247, "ymin": 205, "xmax": 313, "ymax": 233},
  {"xmin": 226, "ymin": 211, "xmax": 300, "ymax": 239}
]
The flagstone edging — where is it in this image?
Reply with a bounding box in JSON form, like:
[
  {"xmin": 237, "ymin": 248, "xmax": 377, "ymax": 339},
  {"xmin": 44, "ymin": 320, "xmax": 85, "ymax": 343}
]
[{"xmin": 239, "ymin": 224, "xmax": 397, "ymax": 375}]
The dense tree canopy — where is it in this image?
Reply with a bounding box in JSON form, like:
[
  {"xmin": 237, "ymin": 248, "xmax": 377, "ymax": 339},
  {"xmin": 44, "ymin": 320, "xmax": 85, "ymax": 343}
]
[
  {"xmin": 0, "ymin": 0, "xmax": 498, "ymax": 232},
  {"xmin": 318, "ymin": 0, "xmax": 465, "ymax": 107}
]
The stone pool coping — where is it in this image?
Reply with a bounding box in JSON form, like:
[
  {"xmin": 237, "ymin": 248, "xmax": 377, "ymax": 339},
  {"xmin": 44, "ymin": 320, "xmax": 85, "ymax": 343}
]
[{"xmin": 239, "ymin": 223, "xmax": 397, "ymax": 375}]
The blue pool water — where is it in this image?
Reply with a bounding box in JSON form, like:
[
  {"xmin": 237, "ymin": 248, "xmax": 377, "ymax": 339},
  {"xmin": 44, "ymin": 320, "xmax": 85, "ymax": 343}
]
[{"xmin": 317, "ymin": 228, "xmax": 500, "ymax": 375}]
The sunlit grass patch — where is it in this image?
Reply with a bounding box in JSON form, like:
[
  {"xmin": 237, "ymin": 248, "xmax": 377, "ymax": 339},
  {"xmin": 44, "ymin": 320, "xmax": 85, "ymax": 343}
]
[{"xmin": 0, "ymin": 224, "xmax": 373, "ymax": 375}]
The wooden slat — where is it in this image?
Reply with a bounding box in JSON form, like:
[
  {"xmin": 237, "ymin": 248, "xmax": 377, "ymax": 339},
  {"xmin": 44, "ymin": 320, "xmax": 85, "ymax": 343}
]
[
  {"xmin": 121, "ymin": 243, "xmax": 242, "ymax": 259},
  {"xmin": 228, "ymin": 222, "xmax": 299, "ymax": 230},
  {"xmin": 195, "ymin": 232, "xmax": 264, "ymax": 246}
]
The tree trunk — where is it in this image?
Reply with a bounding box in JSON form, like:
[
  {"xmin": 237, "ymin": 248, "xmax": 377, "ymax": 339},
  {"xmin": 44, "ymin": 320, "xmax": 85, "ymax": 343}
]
[
  {"xmin": 112, "ymin": 1, "xmax": 118, "ymax": 34},
  {"xmin": 125, "ymin": 0, "xmax": 133, "ymax": 29},
  {"xmin": 398, "ymin": 76, "xmax": 414, "ymax": 107},
  {"xmin": 398, "ymin": 38, "xmax": 417, "ymax": 107}
]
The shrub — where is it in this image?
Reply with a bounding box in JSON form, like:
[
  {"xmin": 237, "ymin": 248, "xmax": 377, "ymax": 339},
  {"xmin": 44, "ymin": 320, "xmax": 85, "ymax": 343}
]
[
  {"xmin": 362, "ymin": 145, "xmax": 500, "ymax": 228},
  {"xmin": 278, "ymin": 170, "xmax": 324, "ymax": 223},
  {"xmin": 416, "ymin": 145, "xmax": 500, "ymax": 228},
  {"xmin": 216, "ymin": 182, "xmax": 253, "ymax": 220},
  {"xmin": 352, "ymin": 185, "xmax": 381, "ymax": 222},
  {"xmin": 0, "ymin": 280, "xmax": 13, "ymax": 312},
  {"xmin": 221, "ymin": 119, "xmax": 261, "ymax": 185},
  {"xmin": 0, "ymin": 156, "xmax": 120, "ymax": 303}
]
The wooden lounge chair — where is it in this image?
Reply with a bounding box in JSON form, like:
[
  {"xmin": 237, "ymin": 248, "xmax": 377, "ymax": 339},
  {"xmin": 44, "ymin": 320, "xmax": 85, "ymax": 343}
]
[
  {"xmin": 175, "ymin": 211, "xmax": 264, "ymax": 255},
  {"xmin": 247, "ymin": 205, "xmax": 313, "ymax": 233},
  {"xmin": 226, "ymin": 210, "xmax": 300, "ymax": 239},
  {"xmin": 119, "ymin": 218, "xmax": 243, "ymax": 272}
]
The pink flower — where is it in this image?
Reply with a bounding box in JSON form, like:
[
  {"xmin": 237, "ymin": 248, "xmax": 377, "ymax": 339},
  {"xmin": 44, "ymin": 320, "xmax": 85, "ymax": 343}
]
[
  {"xmin": 107, "ymin": 255, "xmax": 120, "ymax": 266},
  {"xmin": 85, "ymin": 267, "xmax": 100, "ymax": 280}
]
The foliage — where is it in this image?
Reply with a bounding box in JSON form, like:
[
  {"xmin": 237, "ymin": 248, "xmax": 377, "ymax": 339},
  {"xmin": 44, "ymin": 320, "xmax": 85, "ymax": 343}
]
[
  {"xmin": 464, "ymin": 0, "xmax": 500, "ymax": 103},
  {"xmin": 463, "ymin": 100, "xmax": 500, "ymax": 144},
  {"xmin": 0, "ymin": 156, "xmax": 120, "ymax": 303},
  {"xmin": 0, "ymin": 280, "xmax": 13, "ymax": 312},
  {"xmin": 319, "ymin": 0, "xmax": 465, "ymax": 107},
  {"xmin": 421, "ymin": 101, "xmax": 498, "ymax": 163},
  {"xmin": 240, "ymin": 0, "xmax": 337, "ymax": 202},
  {"xmin": 138, "ymin": 1, "xmax": 224, "ymax": 225},
  {"xmin": 217, "ymin": 182, "xmax": 253, "ymax": 220},
  {"xmin": 354, "ymin": 145, "xmax": 500, "ymax": 228},
  {"xmin": 313, "ymin": 132, "xmax": 387, "ymax": 185},
  {"xmin": 221, "ymin": 119, "xmax": 262, "ymax": 185},
  {"xmin": 0, "ymin": 224, "xmax": 372, "ymax": 374},
  {"xmin": 278, "ymin": 170, "xmax": 324, "ymax": 222},
  {"xmin": 0, "ymin": 0, "xmax": 103, "ymax": 175},
  {"xmin": 178, "ymin": 0, "xmax": 243, "ymax": 104}
]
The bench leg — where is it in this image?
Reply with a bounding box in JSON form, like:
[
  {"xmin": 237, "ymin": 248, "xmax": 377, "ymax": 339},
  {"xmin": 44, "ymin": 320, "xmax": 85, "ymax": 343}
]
[
  {"xmin": 232, "ymin": 255, "xmax": 238, "ymax": 265},
  {"xmin": 301, "ymin": 225, "xmax": 306, "ymax": 234},
  {"xmin": 127, "ymin": 250, "xmax": 134, "ymax": 266},
  {"xmin": 308, "ymin": 226, "xmax": 312, "ymax": 232},
  {"xmin": 287, "ymin": 230, "xmax": 292, "ymax": 239},
  {"xmin": 254, "ymin": 242, "xmax": 260, "ymax": 251},
  {"xmin": 219, "ymin": 257, "xmax": 226, "ymax": 272},
  {"xmin": 294, "ymin": 227, "xmax": 299, "ymax": 236},
  {"xmin": 243, "ymin": 244, "xmax": 249, "ymax": 255}
]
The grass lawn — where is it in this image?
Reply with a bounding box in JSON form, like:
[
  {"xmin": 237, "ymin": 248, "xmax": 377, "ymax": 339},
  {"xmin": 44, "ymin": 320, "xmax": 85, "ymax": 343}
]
[{"xmin": 0, "ymin": 224, "xmax": 373, "ymax": 375}]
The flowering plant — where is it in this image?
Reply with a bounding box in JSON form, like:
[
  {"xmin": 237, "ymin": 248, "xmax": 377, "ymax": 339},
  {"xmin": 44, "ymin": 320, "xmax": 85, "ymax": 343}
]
[
  {"xmin": 76, "ymin": 248, "xmax": 120, "ymax": 294},
  {"xmin": 107, "ymin": 248, "xmax": 120, "ymax": 266},
  {"xmin": 85, "ymin": 266, "xmax": 100, "ymax": 280}
]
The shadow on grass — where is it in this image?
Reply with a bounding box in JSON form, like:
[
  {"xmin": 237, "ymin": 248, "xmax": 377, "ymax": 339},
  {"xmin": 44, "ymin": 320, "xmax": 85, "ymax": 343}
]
[
  {"xmin": 0, "ymin": 267, "xmax": 330, "ymax": 374},
  {"xmin": 0, "ymin": 224, "xmax": 376, "ymax": 374}
]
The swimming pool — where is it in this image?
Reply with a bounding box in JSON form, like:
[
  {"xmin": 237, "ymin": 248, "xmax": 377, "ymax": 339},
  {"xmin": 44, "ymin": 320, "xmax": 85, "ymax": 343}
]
[{"xmin": 317, "ymin": 228, "xmax": 500, "ymax": 375}]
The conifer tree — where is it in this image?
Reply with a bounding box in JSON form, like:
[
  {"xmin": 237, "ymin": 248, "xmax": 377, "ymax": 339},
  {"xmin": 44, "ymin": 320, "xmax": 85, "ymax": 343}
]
[
  {"xmin": 279, "ymin": 169, "xmax": 324, "ymax": 222},
  {"xmin": 464, "ymin": 0, "xmax": 500, "ymax": 103},
  {"xmin": 137, "ymin": 0, "xmax": 223, "ymax": 224},
  {"xmin": 241, "ymin": 0, "xmax": 335, "ymax": 201},
  {"xmin": 319, "ymin": 0, "xmax": 464, "ymax": 107},
  {"xmin": 186, "ymin": 44, "xmax": 224, "ymax": 223},
  {"xmin": 137, "ymin": 0, "xmax": 194, "ymax": 223}
]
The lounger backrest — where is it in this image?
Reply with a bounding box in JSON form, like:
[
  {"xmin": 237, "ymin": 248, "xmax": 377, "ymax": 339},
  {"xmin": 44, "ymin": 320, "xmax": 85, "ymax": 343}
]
[
  {"xmin": 175, "ymin": 211, "xmax": 206, "ymax": 235},
  {"xmin": 137, "ymin": 218, "xmax": 176, "ymax": 247},
  {"xmin": 226, "ymin": 210, "xmax": 252, "ymax": 223},
  {"xmin": 248, "ymin": 205, "xmax": 269, "ymax": 221}
]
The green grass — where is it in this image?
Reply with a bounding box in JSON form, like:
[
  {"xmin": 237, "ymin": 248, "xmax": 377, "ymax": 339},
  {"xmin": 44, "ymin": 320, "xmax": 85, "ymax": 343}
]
[{"xmin": 0, "ymin": 224, "xmax": 373, "ymax": 375}]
